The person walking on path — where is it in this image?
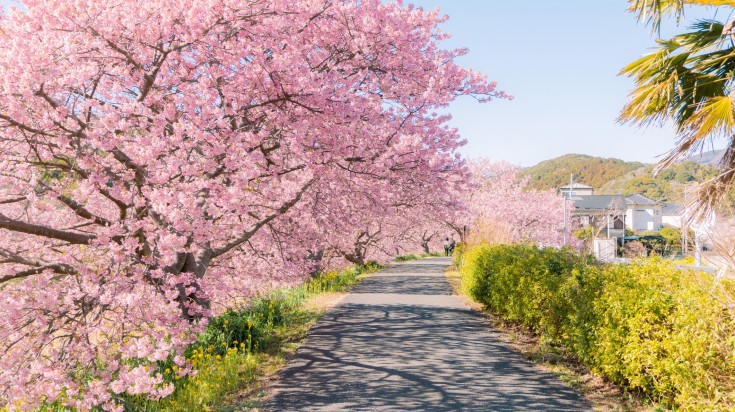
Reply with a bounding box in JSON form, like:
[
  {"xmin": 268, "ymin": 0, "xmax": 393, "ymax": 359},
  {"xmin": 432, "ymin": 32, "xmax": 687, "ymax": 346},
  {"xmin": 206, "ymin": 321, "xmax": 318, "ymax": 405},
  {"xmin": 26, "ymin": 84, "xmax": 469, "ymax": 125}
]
[
  {"xmin": 449, "ymin": 238, "xmax": 456, "ymax": 255},
  {"xmin": 443, "ymin": 237, "xmax": 450, "ymax": 256}
]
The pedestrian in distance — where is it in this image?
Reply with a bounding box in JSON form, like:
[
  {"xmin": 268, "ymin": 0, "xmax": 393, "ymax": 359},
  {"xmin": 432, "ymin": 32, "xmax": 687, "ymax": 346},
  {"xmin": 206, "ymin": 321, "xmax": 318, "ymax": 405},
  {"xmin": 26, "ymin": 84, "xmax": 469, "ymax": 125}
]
[
  {"xmin": 443, "ymin": 237, "xmax": 450, "ymax": 256},
  {"xmin": 449, "ymin": 238, "xmax": 456, "ymax": 255}
]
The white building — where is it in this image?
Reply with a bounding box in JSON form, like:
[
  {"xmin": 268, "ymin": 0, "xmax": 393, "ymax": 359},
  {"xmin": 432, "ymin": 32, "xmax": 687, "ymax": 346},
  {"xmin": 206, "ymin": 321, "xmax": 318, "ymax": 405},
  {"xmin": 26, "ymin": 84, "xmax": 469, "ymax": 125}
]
[
  {"xmin": 572, "ymin": 195, "xmax": 627, "ymax": 239},
  {"xmin": 563, "ymin": 182, "xmax": 684, "ymax": 233},
  {"xmin": 662, "ymin": 203, "xmax": 684, "ymax": 228},
  {"xmin": 560, "ymin": 183, "xmax": 594, "ymax": 197},
  {"xmin": 624, "ymin": 193, "xmax": 663, "ymax": 231}
]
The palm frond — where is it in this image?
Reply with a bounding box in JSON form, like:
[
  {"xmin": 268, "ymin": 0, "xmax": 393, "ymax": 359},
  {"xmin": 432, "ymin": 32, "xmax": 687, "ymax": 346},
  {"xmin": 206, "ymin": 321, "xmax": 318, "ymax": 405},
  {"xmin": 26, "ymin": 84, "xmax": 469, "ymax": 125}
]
[
  {"xmin": 628, "ymin": 0, "xmax": 686, "ymax": 32},
  {"xmin": 684, "ymin": 95, "xmax": 735, "ymax": 139},
  {"xmin": 628, "ymin": 0, "xmax": 735, "ymax": 31},
  {"xmin": 627, "ymin": 0, "xmax": 735, "ymax": 217}
]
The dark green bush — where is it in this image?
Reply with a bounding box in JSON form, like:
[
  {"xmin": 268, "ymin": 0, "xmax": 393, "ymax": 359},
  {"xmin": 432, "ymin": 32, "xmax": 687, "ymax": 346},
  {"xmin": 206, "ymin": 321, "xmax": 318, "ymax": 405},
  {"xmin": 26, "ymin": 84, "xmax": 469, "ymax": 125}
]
[
  {"xmin": 396, "ymin": 254, "xmax": 418, "ymax": 262},
  {"xmin": 460, "ymin": 244, "xmax": 735, "ymax": 410},
  {"xmin": 197, "ymin": 261, "xmax": 383, "ymax": 356}
]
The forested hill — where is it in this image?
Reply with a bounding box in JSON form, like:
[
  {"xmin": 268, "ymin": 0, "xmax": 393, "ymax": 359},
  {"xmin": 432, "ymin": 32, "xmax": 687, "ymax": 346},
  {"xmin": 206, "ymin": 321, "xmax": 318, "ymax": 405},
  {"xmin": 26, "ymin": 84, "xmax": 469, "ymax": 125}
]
[
  {"xmin": 522, "ymin": 153, "xmax": 733, "ymax": 207},
  {"xmin": 521, "ymin": 154, "xmax": 645, "ymax": 191}
]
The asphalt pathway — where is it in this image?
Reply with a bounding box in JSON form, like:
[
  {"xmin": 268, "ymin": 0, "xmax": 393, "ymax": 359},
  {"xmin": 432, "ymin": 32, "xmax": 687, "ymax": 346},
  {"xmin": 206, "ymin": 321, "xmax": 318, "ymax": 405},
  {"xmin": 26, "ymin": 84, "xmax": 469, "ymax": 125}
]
[{"xmin": 264, "ymin": 257, "xmax": 590, "ymax": 411}]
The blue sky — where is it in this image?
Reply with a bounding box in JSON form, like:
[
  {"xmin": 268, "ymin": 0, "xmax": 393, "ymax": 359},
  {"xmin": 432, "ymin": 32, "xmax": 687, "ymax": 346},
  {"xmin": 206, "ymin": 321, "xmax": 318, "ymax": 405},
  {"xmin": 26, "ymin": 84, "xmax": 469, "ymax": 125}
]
[
  {"xmin": 407, "ymin": 1, "xmax": 729, "ymax": 166},
  {"xmin": 0, "ymin": 1, "xmax": 726, "ymax": 166}
]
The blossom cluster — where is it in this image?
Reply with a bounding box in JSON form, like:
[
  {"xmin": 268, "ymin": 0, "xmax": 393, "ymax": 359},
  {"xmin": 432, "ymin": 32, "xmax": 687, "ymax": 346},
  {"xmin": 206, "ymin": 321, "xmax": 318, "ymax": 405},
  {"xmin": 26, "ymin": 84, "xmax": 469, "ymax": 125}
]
[{"xmin": 0, "ymin": 0, "xmax": 507, "ymax": 409}]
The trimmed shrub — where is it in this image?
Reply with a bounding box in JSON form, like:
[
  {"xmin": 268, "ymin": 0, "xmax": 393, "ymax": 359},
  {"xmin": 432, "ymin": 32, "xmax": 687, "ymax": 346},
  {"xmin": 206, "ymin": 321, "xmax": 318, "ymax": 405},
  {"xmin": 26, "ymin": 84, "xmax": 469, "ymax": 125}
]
[{"xmin": 459, "ymin": 244, "xmax": 735, "ymax": 410}]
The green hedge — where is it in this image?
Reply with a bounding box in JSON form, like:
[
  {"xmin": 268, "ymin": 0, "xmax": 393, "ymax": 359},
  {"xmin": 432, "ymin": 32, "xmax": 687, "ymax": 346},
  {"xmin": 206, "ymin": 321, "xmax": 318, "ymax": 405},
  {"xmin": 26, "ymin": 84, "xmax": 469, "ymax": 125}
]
[{"xmin": 460, "ymin": 244, "xmax": 735, "ymax": 410}]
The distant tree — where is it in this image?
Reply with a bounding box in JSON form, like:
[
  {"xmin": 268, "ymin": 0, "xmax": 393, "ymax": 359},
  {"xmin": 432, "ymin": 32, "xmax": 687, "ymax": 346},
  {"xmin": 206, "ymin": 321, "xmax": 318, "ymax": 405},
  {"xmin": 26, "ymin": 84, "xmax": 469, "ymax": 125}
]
[
  {"xmin": 450, "ymin": 160, "xmax": 569, "ymax": 248},
  {"xmin": 660, "ymin": 227, "xmax": 684, "ymax": 251},
  {"xmin": 676, "ymin": 169, "xmax": 695, "ymax": 184},
  {"xmin": 660, "ymin": 169, "xmax": 677, "ymax": 181},
  {"xmin": 624, "ymin": 240, "xmax": 648, "ymax": 258}
]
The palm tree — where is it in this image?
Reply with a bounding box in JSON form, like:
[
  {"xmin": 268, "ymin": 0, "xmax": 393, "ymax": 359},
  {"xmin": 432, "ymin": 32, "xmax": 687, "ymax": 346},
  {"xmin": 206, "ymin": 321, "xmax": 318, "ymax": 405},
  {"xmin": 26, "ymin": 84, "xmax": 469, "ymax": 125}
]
[{"xmin": 621, "ymin": 0, "xmax": 735, "ymax": 220}]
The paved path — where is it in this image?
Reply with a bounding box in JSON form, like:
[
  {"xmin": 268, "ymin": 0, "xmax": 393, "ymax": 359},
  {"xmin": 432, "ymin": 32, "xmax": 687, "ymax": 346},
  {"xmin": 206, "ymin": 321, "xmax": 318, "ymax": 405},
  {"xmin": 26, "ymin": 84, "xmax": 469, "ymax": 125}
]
[{"xmin": 264, "ymin": 257, "xmax": 590, "ymax": 411}]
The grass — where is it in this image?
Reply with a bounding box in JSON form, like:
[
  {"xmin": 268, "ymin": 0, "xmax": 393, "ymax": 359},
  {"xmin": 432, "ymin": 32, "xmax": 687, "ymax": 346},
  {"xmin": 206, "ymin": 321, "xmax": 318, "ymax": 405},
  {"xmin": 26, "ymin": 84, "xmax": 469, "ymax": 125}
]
[
  {"xmin": 28, "ymin": 262, "xmax": 382, "ymax": 412},
  {"xmin": 395, "ymin": 252, "xmax": 443, "ymax": 262}
]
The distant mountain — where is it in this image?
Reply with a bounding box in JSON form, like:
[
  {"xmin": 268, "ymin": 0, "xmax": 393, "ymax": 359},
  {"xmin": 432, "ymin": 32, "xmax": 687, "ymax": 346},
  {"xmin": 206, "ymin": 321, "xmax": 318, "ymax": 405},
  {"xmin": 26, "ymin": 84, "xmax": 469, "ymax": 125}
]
[
  {"xmin": 598, "ymin": 161, "xmax": 721, "ymax": 203},
  {"xmin": 522, "ymin": 153, "xmax": 731, "ymax": 207},
  {"xmin": 685, "ymin": 149, "xmax": 725, "ymax": 166},
  {"xmin": 521, "ymin": 154, "xmax": 646, "ymax": 191}
]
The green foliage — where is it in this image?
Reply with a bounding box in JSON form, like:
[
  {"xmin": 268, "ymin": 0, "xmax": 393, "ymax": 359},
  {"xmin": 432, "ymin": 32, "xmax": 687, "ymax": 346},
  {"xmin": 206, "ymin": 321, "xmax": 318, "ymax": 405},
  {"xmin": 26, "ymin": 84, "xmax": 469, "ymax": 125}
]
[
  {"xmin": 396, "ymin": 252, "xmax": 443, "ymax": 262},
  {"xmin": 451, "ymin": 242, "xmax": 466, "ymax": 268},
  {"xmin": 601, "ymin": 161, "xmax": 721, "ymax": 203},
  {"xmin": 658, "ymin": 226, "xmax": 680, "ymax": 244},
  {"xmin": 636, "ymin": 227, "xmax": 695, "ymax": 255},
  {"xmin": 573, "ymin": 227, "xmax": 593, "ymax": 241},
  {"xmin": 521, "ymin": 154, "xmax": 644, "ymax": 191},
  {"xmin": 460, "ymin": 244, "xmax": 735, "ymax": 410},
  {"xmin": 120, "ymin": 262, "xmax": 381, "ymax": 411}
]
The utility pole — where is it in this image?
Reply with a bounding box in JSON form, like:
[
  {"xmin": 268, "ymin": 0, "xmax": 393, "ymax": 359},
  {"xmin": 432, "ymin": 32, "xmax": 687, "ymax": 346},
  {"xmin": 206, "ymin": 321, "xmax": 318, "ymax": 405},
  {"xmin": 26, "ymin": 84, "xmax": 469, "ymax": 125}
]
[{"xmin": 563, "ymin": 173, "xmax": 574, "ymax": 246}]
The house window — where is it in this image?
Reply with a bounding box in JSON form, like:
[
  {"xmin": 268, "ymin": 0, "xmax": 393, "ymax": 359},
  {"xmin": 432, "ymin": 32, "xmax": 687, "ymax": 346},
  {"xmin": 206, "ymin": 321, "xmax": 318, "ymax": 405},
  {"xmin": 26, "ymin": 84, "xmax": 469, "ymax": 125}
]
[{"xmin": 613, "ymin": 216, "xmax": 624, "ymax": 229}]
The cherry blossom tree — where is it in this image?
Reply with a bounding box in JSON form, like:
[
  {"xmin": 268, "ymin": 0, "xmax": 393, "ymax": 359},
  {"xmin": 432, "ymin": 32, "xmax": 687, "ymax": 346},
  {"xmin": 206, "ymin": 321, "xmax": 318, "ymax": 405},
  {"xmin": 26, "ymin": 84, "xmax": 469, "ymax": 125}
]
[
  {"xmin": 452, "ymin": 159, "xmax": 569, "ymax": 247},
  {"xmin": 0, "ymin": 0, "xmax": 507, "ymax": 408},
  {"xmin": 316, "ymin": 169, "xmax": 467, "ymax": 265}
]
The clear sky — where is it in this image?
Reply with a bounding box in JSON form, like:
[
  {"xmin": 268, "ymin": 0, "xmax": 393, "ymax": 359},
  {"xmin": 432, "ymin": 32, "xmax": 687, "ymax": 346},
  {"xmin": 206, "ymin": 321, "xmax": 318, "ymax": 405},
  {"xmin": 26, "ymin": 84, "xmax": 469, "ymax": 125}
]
[
  {"xmin": 0, "ymin": 0, "xmax": 727, "ymax": 166},
  {"xmin": 407, "ymin": 0, "xmax": 727, "ymax": 166}
]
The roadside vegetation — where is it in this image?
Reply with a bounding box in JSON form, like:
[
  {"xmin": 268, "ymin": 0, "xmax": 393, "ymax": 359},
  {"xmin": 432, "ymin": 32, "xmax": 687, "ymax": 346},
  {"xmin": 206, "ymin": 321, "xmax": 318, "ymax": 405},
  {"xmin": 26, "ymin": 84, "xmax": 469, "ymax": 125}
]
[
  {"xmin": 394, "ymin": 252, "xmax": 443, "ymax": 262},
  {"xmin": 455, "ymin": 244, "xmax": 735, "ymax": 411},
  {"xmin": 26, "ymin": 262, "xmax": 382, "ymax": 412}
]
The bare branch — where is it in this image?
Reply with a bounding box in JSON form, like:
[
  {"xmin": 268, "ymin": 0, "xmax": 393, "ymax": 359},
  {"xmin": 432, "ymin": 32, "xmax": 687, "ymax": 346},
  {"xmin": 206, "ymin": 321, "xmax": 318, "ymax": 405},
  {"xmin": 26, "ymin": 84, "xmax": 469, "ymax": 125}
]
[
  {"xmin": 212, "ymin": 178, "xmax": 315, "ymax": 258},
  {"xmin": 0, "ymin": 248, "xmax": 77, "ymax": 283},
  {"xmin": 55, "ymin": 193, "xmax": 111, "ymax": 227},
  {"xmin": 0, "ymin": 264, "xmax": 77, "ymax": 284},
  {"xmin": 0, "ymin": 196, "xmax": 27, "ymax": 205},
  {"xmin": 0, "ymin": 213, "xmax": 94, "ymax": 244}
]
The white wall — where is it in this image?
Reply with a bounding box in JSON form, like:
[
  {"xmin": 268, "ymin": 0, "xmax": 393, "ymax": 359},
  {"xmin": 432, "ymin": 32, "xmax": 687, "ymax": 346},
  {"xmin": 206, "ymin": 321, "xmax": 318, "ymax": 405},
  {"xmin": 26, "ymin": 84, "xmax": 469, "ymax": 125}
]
[
  {"xmin": 626, "ymin": 206, "xmax": 663, "ymax": 231},
  {"xmin": 662, "ymin": 215, "xmax": 682, "ymax": 228}
]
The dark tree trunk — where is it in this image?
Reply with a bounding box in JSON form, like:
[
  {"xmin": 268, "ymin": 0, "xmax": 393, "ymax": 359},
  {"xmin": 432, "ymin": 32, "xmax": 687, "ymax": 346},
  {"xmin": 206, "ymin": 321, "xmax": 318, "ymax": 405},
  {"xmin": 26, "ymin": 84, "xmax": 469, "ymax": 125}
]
[
  {"xmin": 343, "ymin": 252, "xmax": 365, "ymax": 266},
  {"xmin": 306, "ymin": 249, "xmax": 324, "ymax": 277},
  {"xmin": 173, "ymin": 250, "xmax": 212, "ymax": 322},
  {"xmin": 421, "ymin": 241, "xmax": 430, "ymax": 254}
]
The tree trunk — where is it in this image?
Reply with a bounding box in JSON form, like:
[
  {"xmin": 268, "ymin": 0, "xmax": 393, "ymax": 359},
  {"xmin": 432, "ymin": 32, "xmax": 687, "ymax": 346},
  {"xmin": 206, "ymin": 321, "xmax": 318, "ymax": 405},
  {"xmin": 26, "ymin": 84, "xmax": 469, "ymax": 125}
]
[
  {"xmin": 306, "ymin": 249, "xmax": 324, "ymax": 277},
  {"xmin": 343, "ymin": 252, "xmax": 365, "ymax": 266},
  {"xmin": 421, "ymin": 241, "xmax": 430, "ymax": 254},
  {"xmin": 174, "ymin": 249, "xmax": 212, "ymax": 322}
]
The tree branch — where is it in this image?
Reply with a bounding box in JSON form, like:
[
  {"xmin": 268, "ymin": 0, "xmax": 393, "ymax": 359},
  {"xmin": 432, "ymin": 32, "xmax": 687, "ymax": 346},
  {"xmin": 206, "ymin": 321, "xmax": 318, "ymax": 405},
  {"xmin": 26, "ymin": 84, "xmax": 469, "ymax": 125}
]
[
  {"xmin": 212, "ymin": 178, "xmax": 315, "ymax": 258},
  {"xmin": 0, "ymin": 264, "xmax": 77, "ymax": 284},
  {"xmin": 55, "ymin": 193, "xmax": 112, "ymax": 227},
  {"xmin": 0, "ymin": 248, "xmax": 78, "ymax": 283},
  {"xmin": 0, "ymin": 213, "xmax": 94, "ymax": 244}
]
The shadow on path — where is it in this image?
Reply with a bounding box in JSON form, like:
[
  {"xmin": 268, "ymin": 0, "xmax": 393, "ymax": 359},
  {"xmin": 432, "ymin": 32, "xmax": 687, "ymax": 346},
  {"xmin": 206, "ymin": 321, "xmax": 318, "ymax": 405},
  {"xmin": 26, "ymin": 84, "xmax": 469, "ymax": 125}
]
[{"xmin": 264, "ymin": 258, "xmax": 590, "ymax": 411}]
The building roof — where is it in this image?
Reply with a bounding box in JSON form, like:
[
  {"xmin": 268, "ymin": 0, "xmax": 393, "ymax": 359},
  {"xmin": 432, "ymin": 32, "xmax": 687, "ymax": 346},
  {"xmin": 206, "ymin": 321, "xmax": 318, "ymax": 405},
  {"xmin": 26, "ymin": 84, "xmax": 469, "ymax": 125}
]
[
  {"xmin": 560, "ymin": 183, "xmax": 593, "ymax": 190},
  {"xmin": 572, "ymin": 195, "xmax": 627, "ymax": 212},
  {"xmin": 662, "ymin": 203, "xmax": 684, "ymax": 215},
  {"xmin": 625, "ymin": 193, "xmax": 659, "ymax": 205}
]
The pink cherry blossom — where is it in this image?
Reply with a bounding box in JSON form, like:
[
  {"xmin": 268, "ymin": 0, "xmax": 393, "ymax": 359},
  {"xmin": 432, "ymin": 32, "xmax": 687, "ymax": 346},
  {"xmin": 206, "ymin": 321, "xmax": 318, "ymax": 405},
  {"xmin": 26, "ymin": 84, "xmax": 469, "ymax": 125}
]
[
  {"xmin": 0, "ymin": 0, "xmax": 507, "ymax": 408},
  {"xmin": 448, "ymin": 159, "xmax": 573, "ymax": 248}
]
